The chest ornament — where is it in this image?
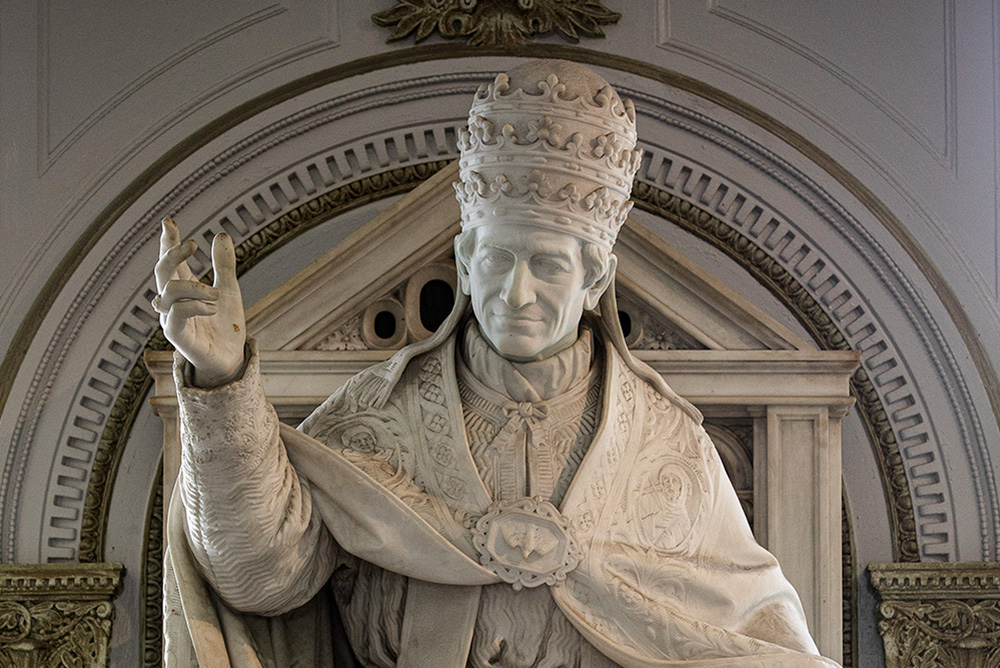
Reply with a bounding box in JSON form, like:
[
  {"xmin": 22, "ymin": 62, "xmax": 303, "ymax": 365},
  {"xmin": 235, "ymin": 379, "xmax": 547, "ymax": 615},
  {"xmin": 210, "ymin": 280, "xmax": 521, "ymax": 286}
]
[{"xmin": 472, "ymin": 496, "xmax": 582, "ymax": 590}]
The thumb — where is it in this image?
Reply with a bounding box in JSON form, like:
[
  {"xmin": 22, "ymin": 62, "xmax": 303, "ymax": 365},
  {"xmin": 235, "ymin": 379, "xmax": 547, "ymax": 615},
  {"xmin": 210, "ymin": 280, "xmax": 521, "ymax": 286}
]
[{"xmin": 211, "ymin": 233, "xmax": 238, "ymax": 290}]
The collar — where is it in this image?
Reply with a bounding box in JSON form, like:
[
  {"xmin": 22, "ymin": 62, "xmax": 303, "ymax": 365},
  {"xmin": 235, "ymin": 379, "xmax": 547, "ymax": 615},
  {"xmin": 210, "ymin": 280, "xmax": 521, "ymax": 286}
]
[{"xmin": 460, "ymin": 319, "xmax": 595, "ymax": 402}]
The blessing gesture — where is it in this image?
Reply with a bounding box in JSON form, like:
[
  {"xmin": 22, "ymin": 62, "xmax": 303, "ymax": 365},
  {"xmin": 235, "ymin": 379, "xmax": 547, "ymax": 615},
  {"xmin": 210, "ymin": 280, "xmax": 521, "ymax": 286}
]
[{"xmin": 152, "ymin": 218, "xmax": 247, "ymax": 388}]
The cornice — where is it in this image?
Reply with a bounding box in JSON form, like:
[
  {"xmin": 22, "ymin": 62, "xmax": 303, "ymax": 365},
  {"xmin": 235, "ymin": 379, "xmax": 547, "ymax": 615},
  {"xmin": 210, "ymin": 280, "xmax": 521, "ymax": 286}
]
[
  {"xmin": 870, "ymin": 562, "xmax": 1000, "ymax": 600},
  {"xmin": 0, "ymin": 563, "xmax": 122, "ymax": 598}
]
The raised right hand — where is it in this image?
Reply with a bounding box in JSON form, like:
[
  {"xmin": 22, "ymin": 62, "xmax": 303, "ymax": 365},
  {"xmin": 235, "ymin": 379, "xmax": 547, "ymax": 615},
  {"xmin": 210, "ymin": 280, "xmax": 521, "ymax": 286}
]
[{"xmin": 153, "ymin": 218, "xmax": 247, "ymax": 388}]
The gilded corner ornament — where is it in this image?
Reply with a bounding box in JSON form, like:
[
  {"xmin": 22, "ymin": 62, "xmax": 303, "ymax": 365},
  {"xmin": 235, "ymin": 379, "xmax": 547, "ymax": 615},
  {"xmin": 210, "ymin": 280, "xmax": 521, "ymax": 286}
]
[{"xmin": 371, "ymin": 0, "xmax": 621, "ymax": 46}]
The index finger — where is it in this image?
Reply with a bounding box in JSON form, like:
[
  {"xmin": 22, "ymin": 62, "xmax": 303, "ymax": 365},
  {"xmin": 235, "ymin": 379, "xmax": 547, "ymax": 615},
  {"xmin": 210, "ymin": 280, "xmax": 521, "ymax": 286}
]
[
  {"xmin": 211, "ymin": 232, "xmax": 239, "ymax": 291},
  {"xmin": 155, "ymin": 240, "xmax": 198, "ymax": 293}
]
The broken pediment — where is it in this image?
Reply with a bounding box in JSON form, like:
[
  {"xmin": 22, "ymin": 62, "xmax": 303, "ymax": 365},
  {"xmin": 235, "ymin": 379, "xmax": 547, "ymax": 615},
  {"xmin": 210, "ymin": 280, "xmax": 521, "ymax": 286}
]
[
  {"xmin": 246, "ymin": 161, "xmax": 809, "ymax": 354},
  {"xmin": 302, "ymin": 255, "xmax": 706, "ymax": 353}
]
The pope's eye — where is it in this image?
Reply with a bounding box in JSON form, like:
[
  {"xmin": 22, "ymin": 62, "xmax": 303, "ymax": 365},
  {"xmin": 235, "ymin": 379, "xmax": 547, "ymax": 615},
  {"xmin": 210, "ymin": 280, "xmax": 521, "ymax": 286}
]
[
  {"xmin": 533, "ymin": 257, "xmax": 568, "ymax": 276},
  {"xmin": 479, "ymin": 251, "xmax": 512, "ymax": 270}
]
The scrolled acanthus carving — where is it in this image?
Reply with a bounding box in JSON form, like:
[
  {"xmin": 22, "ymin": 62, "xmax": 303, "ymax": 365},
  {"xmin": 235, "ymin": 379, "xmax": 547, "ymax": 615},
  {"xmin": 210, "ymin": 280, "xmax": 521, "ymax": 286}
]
[
  {"xmin": 870, "ymin": 562, "xmax": 1000, "ymax": 668},
  {"xmin": 0, "ymin": 563, "xmax": 122, "ymax": 668},
  {"xmin": 371, "ymin": 0, "xmax": 621, "ymax": 46}
]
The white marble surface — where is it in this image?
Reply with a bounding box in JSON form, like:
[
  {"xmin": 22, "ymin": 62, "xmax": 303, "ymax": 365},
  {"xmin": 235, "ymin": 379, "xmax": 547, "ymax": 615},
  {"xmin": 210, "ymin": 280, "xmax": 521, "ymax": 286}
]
[{"xmin": 150, "ymin": 61, "xmax": 849, "ymax": 666}]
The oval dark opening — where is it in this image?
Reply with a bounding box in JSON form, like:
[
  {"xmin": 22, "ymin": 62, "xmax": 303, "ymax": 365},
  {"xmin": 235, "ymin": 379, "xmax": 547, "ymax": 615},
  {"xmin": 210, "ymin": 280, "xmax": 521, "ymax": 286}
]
[
  {"xmin": 420, "ymin": 279, "xmax": 455, "ymax": 332},
  {"xmin": 373, "ymin": 311, "xmax": 397, "ymax": 339},
  {"xmin": 618, "ymin": 310, "xmax": 632, "ymax": 338}
]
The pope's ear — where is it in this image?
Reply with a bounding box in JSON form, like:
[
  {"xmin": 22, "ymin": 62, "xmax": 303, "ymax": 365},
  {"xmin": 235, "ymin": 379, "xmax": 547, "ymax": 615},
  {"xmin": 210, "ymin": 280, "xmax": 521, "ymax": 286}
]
[
  {"xmin": 454, "ymin": 237, "xmax": 472, "ymax": 296},
  {"xmin": 584, "ymin": 254, "xmax": 616, "ymax": 311}
]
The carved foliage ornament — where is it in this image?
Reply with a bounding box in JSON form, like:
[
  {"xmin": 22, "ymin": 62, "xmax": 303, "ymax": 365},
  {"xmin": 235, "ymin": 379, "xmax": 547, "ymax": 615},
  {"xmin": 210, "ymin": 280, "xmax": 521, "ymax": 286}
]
[
  {"xmin": 372, "ymin": 0, "xmax": 621, "ymax": 47},
  {"xmin": 870, "ymin": 562, "xmax": 1000, "ymax": 668},
  {"xmin": 879, "ymin": 600, "xmax": 1000, "ymax": 667},
  {"xmin": 0, "ymin": 564, "xmax": 122, "ymax": 668}
]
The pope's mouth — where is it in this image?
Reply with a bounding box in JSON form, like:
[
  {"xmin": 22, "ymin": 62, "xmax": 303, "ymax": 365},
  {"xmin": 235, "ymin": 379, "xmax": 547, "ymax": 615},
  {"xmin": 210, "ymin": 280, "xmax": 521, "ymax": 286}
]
[{"xmin": 493, "ymin": 314, "xmax": 544, "ymax": 323}]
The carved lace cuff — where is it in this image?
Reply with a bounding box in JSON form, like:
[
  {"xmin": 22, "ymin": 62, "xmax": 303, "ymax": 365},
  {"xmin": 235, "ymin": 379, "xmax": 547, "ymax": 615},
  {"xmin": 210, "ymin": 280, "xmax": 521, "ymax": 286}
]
[{"xmin": 174, "ymin": 338, "xmax": 278, "ymax": 472}]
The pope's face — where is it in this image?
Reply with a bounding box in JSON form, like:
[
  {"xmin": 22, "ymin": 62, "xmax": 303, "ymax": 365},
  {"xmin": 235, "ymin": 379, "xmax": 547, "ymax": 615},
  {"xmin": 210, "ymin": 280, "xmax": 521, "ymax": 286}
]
[{"xmin": 463, "ymin": 225, "xmax": 604, "ymax": 361}]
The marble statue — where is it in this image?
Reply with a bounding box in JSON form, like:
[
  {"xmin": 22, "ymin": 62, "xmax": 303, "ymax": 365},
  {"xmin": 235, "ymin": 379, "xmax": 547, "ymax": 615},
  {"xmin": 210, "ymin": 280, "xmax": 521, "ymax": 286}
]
[{"xmin": 157, "ymin": 59, "xmax": 840, "ymax": 667}]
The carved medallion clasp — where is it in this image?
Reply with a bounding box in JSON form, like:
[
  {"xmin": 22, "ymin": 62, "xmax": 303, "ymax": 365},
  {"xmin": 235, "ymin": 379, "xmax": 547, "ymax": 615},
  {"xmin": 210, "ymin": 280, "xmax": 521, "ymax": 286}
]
[{"xmin": 473, "ymin": 497, "xmax": 582, "ymax": 590}]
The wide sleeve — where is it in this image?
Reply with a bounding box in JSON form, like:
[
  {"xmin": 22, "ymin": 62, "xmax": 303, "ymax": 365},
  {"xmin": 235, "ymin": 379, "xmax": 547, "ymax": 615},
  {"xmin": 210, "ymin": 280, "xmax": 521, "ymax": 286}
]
[{"xmin": 174, "ymin": 339, "xmax": 337, "ymax": 616}]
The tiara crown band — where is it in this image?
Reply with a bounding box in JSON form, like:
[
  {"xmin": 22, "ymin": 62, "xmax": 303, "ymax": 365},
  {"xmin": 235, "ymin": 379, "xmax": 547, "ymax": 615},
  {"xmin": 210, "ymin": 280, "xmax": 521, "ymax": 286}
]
[{"xmin": 455, "ymin": 64, "xmax": 642, "ymax": 252}]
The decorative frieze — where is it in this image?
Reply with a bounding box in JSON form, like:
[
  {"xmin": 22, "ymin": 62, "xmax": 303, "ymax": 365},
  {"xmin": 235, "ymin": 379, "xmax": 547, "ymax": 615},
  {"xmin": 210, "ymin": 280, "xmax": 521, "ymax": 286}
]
[
  {"xmin": 0, "ymin": 563, "xmax": 122, "ymax": 668},
  {"xmin": 870, "ymin": 562, "xmax": 1000, "ymax": 668},
  {"xmin": 372, "ymin": 0, "xmax": 621, "ymax": 46}
]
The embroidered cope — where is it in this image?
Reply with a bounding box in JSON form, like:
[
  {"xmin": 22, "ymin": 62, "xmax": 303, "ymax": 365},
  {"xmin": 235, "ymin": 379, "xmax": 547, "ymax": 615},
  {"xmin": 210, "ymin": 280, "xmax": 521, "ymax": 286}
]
[
  {"xmin": 332, "ymin": 324, "xmax": 609, "ymax": 667},
  {"xmin": 170, "ymin": 322, "xmax": 837, "ymax": 668}
]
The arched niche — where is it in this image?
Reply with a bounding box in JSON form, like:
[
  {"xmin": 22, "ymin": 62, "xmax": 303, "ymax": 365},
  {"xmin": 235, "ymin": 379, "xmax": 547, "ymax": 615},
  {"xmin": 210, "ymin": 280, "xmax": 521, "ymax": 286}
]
[
  {"xmin": 146, "ymin": 163, "xmax": 857, "ymax": 662},
  {"xmin": 9, "ymin": 56, "xmax": 995, "ymax": 668}
]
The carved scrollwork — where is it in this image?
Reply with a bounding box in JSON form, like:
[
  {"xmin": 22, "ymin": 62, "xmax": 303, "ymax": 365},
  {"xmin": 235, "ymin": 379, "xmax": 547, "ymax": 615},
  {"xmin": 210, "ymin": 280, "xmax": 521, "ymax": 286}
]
[
  {"xmin": 372, "ymin": 0, "xmax": 621, "ymax": 47},
  {"xmin": 0, "ymin": 603, "xmax": 31, "ymax": 643},
  {"xmin": 878, "ymin": 600, "xmax": 1000, "ymax": 667},
  {"xmin": 0, "ymin": 564, "xmax": 122, "ymax": 668},
  {"xmin": 315, "ymin": 313, "xmax": 368, "ymax": 351},
  {"xmin": 870, "ymin": 562, "xmax": 1000, "ymax": 668}
]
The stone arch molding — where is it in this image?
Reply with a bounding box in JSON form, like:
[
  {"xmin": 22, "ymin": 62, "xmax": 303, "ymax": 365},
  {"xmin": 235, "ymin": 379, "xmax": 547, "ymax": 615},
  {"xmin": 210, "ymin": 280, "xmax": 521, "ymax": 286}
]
[{"xmin": 2, "ymin": 62, "xmax": 995, "ymax": 565}]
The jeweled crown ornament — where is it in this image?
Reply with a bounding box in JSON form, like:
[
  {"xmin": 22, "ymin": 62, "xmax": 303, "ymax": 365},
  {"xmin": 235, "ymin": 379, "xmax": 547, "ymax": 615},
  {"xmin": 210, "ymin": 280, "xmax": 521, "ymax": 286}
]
[{"xmin": 455, "ymin": 60, "xmax": 642, "ymax": 252}]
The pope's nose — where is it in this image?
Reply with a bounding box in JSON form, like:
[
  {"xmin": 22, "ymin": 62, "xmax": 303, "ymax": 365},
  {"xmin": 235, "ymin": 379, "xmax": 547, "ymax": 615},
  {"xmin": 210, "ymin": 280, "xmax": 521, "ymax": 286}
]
[{"xmin": 500, "ymin": 262, "xmax": 535, "ymax": 309}]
